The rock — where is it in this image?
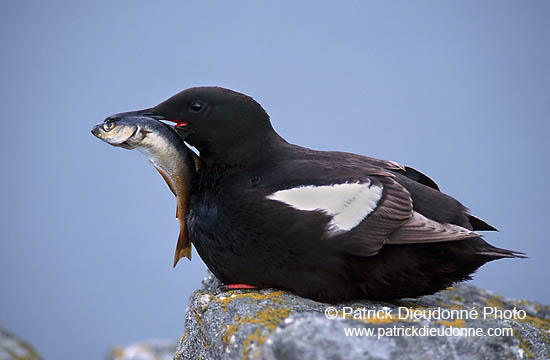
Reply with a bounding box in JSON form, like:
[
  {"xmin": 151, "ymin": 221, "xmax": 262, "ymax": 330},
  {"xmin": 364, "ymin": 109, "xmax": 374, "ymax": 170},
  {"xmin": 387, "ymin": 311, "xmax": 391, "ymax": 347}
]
[
  {"xmin": 108, "ymin": 339, "xmax": 178, "ymax": 360},
  {"xmin": 176, "ymin": 274, "xmax": 550, "ymax": 360},
  {"xmin": 0, "ymin": 327, "xmax": 41, "ymax": 360}
]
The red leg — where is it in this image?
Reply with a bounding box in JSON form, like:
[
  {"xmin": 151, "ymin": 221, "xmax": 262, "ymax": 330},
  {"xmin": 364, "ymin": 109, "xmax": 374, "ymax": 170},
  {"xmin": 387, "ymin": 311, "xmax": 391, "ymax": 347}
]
[{"xmin": 221, "ymin": 284, "xmax": 258, "ymax": 291}]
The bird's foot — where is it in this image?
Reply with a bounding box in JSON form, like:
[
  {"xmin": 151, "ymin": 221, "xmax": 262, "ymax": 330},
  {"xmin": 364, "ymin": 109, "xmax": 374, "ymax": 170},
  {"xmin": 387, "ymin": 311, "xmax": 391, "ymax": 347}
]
[{"xmin": 220, "ymin": 284, "xmax": 258, "ymax": 291}]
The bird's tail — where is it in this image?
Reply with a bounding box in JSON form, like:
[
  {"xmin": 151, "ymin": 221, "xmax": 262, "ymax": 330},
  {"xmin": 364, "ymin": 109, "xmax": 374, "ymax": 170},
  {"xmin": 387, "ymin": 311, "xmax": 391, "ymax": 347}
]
[{"xmin": 475, "ymin": 247, "xmax": 527, "ymax": 259}]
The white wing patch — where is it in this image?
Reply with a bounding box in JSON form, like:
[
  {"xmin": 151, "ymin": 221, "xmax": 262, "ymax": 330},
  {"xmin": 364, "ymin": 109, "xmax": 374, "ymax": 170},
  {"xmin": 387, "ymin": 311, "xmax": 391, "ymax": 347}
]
[{"xmin": 266, "ymin": 181, "xmax": 383, "ymax": 234}]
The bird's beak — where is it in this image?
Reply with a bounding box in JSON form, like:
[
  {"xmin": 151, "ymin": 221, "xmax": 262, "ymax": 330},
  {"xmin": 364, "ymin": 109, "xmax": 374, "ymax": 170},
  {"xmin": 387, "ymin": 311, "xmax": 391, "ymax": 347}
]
[
  {"xmin": 104, "ymin": 108, "xmax": 163, "ymax": 122},
  {"xmin": 104, "ymin": 108, "xmax": 194, "ymax": 139}
]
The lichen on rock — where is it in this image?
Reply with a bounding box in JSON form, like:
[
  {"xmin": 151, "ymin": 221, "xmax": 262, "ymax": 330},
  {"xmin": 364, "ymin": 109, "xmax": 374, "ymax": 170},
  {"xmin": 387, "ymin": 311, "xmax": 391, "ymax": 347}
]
[
  {"xmin": 108, "ymin": 339, "xmax": 178, "ymax": 360},
  {"xmin": 0, "ymin": 327, "xmax": 41, "ymax": 360},
  {"xmin": 176, "ymin": 274, "xmax": 550, "ymax": 360}
]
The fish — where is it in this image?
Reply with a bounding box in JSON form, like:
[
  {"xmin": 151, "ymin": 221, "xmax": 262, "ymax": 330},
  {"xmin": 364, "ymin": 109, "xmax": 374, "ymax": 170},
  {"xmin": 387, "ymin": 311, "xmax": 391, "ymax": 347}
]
[{"xmin": 91, "ymin": 115, "xmax": 199, "ymax": 267}]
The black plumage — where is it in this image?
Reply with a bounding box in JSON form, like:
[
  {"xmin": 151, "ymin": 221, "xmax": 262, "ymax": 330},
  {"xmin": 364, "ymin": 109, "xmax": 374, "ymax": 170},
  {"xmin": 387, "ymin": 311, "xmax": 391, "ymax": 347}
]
[{"xmin": 125, "ymin": 86, "xmax": 524, "ymax": 303}]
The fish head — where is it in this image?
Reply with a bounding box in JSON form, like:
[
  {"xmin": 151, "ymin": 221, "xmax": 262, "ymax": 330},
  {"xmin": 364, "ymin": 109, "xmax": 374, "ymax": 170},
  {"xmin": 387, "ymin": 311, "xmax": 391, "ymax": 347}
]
[{"xmin": 91, "ymin": 116, "xmax": 148, "ymax": 149}]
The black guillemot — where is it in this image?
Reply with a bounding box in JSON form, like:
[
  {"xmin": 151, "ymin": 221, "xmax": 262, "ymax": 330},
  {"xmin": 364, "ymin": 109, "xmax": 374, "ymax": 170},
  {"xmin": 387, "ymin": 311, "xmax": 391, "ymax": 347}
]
[{"xmin": 113, "ymin": 86, "xmax": 525, "ymax": 303}]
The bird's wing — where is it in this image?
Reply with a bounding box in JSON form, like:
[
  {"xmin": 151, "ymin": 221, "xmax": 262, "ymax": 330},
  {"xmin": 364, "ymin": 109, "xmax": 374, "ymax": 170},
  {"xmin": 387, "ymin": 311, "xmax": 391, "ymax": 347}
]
[
  {"xmin": 338, "ymin": 175, "xmax": 479, "ymax": 257},
  {"xmin": 323, "ymin": 152, "xmax": 441, "ymax": 191},
  {"xmin": 332, "ymin": 153, "xmax": 497, "ymax": 231},
  {"xmin": 265, "ymin": 159, "xmax": 478, "ymax": 258},
  {"xmin": 392, "ymin": 165, "xmax": 441, "ymax": 191}
]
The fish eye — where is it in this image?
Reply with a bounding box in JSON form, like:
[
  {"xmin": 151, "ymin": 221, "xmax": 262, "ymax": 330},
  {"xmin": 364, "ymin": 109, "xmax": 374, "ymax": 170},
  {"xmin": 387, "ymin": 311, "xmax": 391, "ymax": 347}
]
[
  {"xmin": 190, "ymin": 101, "xmax": 205, "ymax": 113},
  {"xmin": 103, "ymin": 120, "xmax": 115, "ymax": 131}
]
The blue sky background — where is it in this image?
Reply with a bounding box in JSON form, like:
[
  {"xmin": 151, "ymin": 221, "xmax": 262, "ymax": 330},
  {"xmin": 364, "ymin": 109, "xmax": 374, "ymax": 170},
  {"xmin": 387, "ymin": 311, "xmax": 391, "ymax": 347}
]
[{"xmin": 1, "ymin": 1, "xmax": 548, "ymax": 359}]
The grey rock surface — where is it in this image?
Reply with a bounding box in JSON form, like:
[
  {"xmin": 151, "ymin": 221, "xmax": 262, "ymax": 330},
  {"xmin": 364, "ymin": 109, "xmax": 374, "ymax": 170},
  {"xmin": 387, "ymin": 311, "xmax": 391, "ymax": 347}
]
[
  {"xmin": 108, "ymin": 339, "xmax": 178, "ymax": 360},
  {"xmin": 0, "ymin": 327, "xmax": 41, "ymax": 360},
  {"xmin": 176, "ymin": 274, "xmax": 550, "ymax": 360}
]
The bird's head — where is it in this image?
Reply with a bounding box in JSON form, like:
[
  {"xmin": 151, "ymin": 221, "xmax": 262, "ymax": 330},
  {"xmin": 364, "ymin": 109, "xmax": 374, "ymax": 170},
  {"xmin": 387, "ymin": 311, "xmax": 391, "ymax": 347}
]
[{"xmin": 116, "ymin": 87, "xmax": 281, "ymax": 165}]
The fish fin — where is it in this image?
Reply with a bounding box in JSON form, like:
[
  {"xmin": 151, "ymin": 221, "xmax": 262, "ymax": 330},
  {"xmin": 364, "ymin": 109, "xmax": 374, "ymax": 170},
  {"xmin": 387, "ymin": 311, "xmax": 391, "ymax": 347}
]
[
  {"xmin": 151, "ymin": 162, "xmax": 177, "ymax": 196},
  {"xmin": 173, "ymin": 230, "xmax": 192, "ymax": 267},
  {"xmin": 173, "ymin": 203, "xmax": 192, "ymax": 267}
]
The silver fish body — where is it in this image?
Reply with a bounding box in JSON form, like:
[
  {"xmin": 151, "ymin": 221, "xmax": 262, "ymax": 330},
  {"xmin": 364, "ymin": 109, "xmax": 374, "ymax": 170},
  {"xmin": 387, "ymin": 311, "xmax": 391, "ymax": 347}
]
[
  {"xmin": 92, "ymin": 116, "xmax": 191, "ymax": 175},
  {"xmin": 92, "ymin": 116, "xmax": 197, "ymax": 265}
]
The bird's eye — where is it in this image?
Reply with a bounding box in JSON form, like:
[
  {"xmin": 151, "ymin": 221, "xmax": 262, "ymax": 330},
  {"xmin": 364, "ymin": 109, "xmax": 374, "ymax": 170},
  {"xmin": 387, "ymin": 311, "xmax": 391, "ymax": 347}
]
[
  {"xmin": 190, "ymin": 101, "xmax": 205, "ymax": 113},
  {"xmin": 103, "ymin": 120, "xmax": 115, "ymax": 131}
]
